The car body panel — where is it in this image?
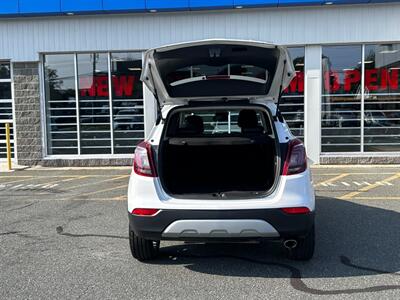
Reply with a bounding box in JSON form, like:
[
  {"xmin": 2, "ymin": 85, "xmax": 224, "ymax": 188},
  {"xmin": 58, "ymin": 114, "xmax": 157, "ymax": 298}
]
[{"xmin": 128, "ymin": 166, "xmax": 315, "ymax": 213}]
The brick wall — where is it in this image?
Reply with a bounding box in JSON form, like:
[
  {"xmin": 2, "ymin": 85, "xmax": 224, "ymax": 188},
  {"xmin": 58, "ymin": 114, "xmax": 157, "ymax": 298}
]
[{"xmin": 13, "ymin": 62, "xmax": 43, "ymax": 166}]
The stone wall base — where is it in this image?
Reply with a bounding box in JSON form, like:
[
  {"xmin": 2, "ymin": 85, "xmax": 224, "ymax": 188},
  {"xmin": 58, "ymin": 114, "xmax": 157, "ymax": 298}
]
[
  {"xmin": 40, "ymin": 158, "xmax": 133, "ymax": 167},
  {"xmin": 320, "ymin": 155, "xmax": 400, "ymax": 164},
  {"xmin": 36, "ymin": 155, "xmax": 400, "ymax": 167}
]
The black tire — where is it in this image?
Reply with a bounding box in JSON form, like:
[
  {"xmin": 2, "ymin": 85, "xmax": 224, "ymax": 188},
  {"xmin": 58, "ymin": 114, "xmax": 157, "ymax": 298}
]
[
  {"xmin": 285, "ymin": 225, "xmax": 315, "ymax": 261},
  {"xmin": 129, "ymin": 230, "xmax": 160, "ymax": 261}
]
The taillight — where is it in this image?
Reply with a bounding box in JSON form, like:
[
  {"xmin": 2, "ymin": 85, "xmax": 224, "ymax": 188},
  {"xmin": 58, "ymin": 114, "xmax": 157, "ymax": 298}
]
[
  {"xmin": 133, "ymin": 141, "xmax": 157, "ymax": 177},
  {"xmin": 281, "ymin": 207, "xmax": 310, "ymax": 214},
  {"xmin": 282, "ymin": 139, "xmax": 307, "ymax": 176},
  {"xmin": 132, "ymin": 208, "xmax": 160, "ymax": 216}
]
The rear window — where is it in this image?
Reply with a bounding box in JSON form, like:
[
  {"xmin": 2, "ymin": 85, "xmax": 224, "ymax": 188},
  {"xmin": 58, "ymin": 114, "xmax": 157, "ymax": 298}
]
[
  {"xmin": 166, "ymin": 64, "xmax": 268, "ymax": 87},
  {"xmin": 166, "ymin": 108, "xmax": 271, "ymax": 137},
  {"xmin": 154, "ymin": 44, "xmax": 279, "ymax": 98}
]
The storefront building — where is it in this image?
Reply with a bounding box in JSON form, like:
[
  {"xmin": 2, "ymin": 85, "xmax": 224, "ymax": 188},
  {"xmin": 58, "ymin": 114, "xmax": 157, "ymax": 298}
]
[{"xmin": 1, "ymin": 1, "xmax": 400, "ymax": 166}]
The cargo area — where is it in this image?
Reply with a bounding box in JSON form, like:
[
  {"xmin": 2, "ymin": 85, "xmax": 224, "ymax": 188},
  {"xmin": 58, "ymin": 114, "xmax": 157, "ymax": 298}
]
[{"xmin": 158, "ymin": 107, "xmax": 279, "ymax": 197}]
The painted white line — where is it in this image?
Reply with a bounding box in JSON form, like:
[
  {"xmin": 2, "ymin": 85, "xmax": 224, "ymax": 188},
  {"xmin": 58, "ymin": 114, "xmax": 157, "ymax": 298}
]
[
  {"xmin": 384, "ymin": 182, "xmax": 393, "ymax": 186},
  {"xmin": 340, "ymin": 173, "xmax": 400, "ymax": 200},
  {"xmin": 327, "ymin": 182, "xmax": 337, "ymax": 187},
  {"xmin": 10, "ymin": 184, "xmax": 24, "ymax": 189},
  {"xmin": 341, "ymin": 182, "xmax": 350, "ymax": 186},
  {"xmin": 353, "ymin": 181, "xmax": 362, "ymax": 186},
  {"xmin": 363, "ymin": 181, "xmax": 371, "ymax": 186}
]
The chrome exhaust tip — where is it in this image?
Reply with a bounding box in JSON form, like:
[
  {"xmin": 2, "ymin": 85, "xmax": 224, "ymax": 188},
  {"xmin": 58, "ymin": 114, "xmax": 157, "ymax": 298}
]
[{"xmin": 283, "ymin": 239, "xmax": 298, "ymax": 249}]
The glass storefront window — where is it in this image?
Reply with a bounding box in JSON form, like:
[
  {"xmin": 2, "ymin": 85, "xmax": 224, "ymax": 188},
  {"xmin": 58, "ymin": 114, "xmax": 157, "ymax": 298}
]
[
  {"xmin": 44, "ymin": 54, "xmax": 78, "ymax": 155},
  {"xmin": 111, "ymin": 52, "xmax": 144, "ymax": 154},
  {"xmin": 281, "ymin": 47, "xmax": 305, "ymax": 140},
  {"xmin": 44, "ymin": 52, "xmax": 144, "ymax": 156},
  {"xmin": 0, "ymin": 62, "xmax": 14, "ymax": 159},
  {"xmin": 364, "ymin": 44, "xmax": 400, "ymax": 152},
  {"xmin": 78, "ymin": 53, "xmax": 112, "ymax": 155},
  {"xmin": 0, "ymin": 62, "xmax": 11, "ymax": 79},
  {"xmin": 321, "ymin": 46, "xmax": 362, "ymax": 152}
]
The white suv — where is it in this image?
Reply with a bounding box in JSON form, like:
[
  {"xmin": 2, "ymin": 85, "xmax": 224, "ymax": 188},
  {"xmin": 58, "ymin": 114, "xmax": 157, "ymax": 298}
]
[{"xmin": 128, "ymin": 39, "xmax": 315, "ymax": 261}]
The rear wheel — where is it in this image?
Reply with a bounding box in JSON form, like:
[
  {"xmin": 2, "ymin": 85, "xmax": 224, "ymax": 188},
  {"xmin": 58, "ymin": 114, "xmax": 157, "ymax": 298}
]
[
  {"xmin": 285, "ymin": 225, "xmax": 315, "ymax": 261},
  {"xmin": 129, "ymin": 230, "xmax": 160, "ymax": 261}
]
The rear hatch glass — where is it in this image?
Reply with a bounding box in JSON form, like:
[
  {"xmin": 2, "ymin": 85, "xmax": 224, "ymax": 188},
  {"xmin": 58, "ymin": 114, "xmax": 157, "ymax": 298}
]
[{"xmin": 155, "ymin": 44, "xmax": 278, "ymax": 98}]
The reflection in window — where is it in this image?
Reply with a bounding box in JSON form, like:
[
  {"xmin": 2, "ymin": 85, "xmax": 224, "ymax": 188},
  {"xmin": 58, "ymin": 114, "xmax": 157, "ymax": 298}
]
[
  {"xmin": 0, "ymin": 62, "xmax": 14, "ymax": 159},
  {"xmin": 111, "ymin": 52, "xmax": 144, "ymax": 154},
  {"xmin": 44, "ymin": 54, "xmax": 78, "ymax": 155},
  {"xmin": 0, "ymin": 62, "xmax": 11, "ymax": 79},
  {"xmin": 281, "ymin": 47, "xmax": 305, "ymax": 140},
  {"xmin": 0, "ymin": 82, "xmax": 11, "ymax": 100},
  {"xmin": 364, "ymin": 44, "xmax": 400, "ymax": 152},
  {"xmin": 321, "ymin": 46, "xmax": 362, "ymax": 152},
  {"xmin": 78, "ymin": 53, "xmax": 111, "ymax": 155}
]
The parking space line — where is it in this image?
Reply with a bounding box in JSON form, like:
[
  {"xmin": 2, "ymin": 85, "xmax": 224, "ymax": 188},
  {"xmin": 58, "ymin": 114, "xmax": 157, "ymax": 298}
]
[
  {"xmin": 68, "ymin": 184, "xmax": 128, "ymax": 199},
  {"xmin": 62, "ymin": 175, "xmax": 129, "ymax": 192},
  {"xmin": 0, "ymin": 176, "xmax": 32, "ymax": 178},
  {"xmin": 315, "ymin": 173, "xmax": 349, "ymax": 187},
  {"xmin": 38, "ymin": 175, "xmax": 90, "ymax": 187},
  {"xmin": 31, "ymin": 176, "xmax": 89, "ymax": 194},
  {"xmin": 314, "ymin": 172, "xmax": 397, "ymax": 176},
  {"xmin": 0, "ymin": 175, "xmax": 129, "ymax": 178},
  {"xmin": 113, "ymin": 195, "xmax": 127, "ymax": 200},
  {"xmin": 340, "ymin": 173, "xmax": 400, "ymax": 200},
  {"xmin": 0, "ymin": 177, "xmax": 35, "ymax": 185},
  {"xmin": 0, "ymin": 175, "xmax": 92, "ymax": 186},
  {"xmin": 352, "ymin": 196, "xmax": 400, "ymax": 200}
]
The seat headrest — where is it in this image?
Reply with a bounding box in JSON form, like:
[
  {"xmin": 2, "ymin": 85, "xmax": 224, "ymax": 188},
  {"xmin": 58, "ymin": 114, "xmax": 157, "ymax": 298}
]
[
  {"xmin": 238, "ymin": 110, "xmax": 259, "ymax": 129},
  {"xmin": 179, "ymin": 115, "xmax": 204, "ymax": 135}
]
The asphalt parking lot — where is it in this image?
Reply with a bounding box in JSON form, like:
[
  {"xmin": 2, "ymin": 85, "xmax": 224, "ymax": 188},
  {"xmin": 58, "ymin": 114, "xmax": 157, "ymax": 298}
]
[{"xmin": 1, "ymin": 166, "xmax": 399, "ymax": 299}]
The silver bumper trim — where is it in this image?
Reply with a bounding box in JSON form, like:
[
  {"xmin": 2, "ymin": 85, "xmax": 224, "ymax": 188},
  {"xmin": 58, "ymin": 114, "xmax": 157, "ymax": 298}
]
[{"xmin": 161, "ymin": 219, "xmax": 280, "ymax": 238}]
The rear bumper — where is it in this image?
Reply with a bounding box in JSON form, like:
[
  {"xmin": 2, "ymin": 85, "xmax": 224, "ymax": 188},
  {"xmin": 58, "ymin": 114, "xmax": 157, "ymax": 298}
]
[{"xmin": 128, "ymin": 208, "xmax": 314, "ymax": 241}]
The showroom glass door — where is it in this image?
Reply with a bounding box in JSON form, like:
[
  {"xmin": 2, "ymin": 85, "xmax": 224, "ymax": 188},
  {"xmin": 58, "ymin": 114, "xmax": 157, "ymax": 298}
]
[{"xmin": 0, "ymin": 62, "xmax": 15, "ymax": 160}]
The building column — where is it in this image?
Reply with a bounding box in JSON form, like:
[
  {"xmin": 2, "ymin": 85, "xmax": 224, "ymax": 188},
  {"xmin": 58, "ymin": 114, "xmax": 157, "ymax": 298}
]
[
  {"xmin": 13, "ymin": 62, "xmax": 43, "ymax": 166},
  {"xmin": 304, "ymin": 46, "xmax": 322, "ymax": 165}
]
